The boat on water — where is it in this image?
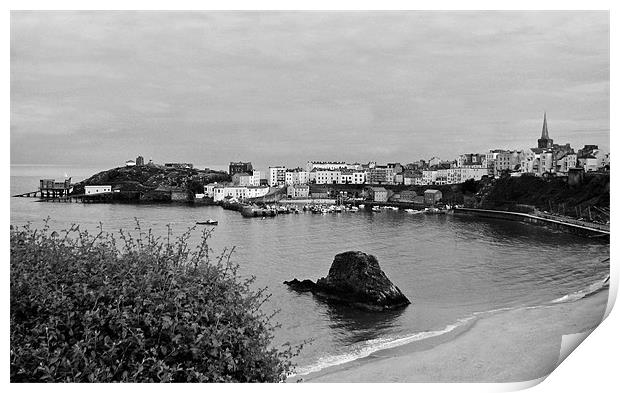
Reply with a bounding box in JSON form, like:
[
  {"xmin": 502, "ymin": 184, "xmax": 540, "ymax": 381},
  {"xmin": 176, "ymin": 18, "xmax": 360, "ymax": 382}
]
[
  {"xmin": 371, "ymin": 206, "xmax": 381, "ymax": 212},
  {"xmin": 405, "ymin": 208, "xmax": 424, "ymax": 214},
  {"xmin": 350, "ymin": 206, "xmax": 359, "ymax": 212},
  {"xmin": 358, "ymin": 204, "xmax": 365, "ymax": 209},
  {"xmin": 196, "ymin": 219, "xmax": 218, "ymax": 225},
  {"xmin": 241, "ymin": 205, "xmax": 277, "ymax": 218},
  {"xmin": 424, "ymin": 207, "xmax": 447, "ymax": 215}
]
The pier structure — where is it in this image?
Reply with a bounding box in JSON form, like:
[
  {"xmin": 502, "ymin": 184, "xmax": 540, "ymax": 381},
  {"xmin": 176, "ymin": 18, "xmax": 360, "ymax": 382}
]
[{"xmin": 39, "ymin": 178, "xmax": 72, "ymax": 198}]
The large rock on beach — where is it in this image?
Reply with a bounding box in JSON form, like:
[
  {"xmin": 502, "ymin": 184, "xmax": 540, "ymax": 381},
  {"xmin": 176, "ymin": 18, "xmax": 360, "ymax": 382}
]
[{"xmin": 284, "ymin": 251, "xmax": 411, "ymax": 311}]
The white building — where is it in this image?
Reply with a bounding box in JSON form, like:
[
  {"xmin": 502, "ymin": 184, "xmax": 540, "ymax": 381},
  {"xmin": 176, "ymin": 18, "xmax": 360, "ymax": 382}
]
[
  {"xmin": 422, "ymin": 170, "xmax": 437, "ymax": 185},
  {"xmin": 494, "ymin": 150, "xmax": 523, "ymax": 174},
  {"xmin": 537, "ymin": 151, "xmax": 554, "ymax": 175},
  {"xmin": 485, "ymin": 151, "xmax": 502, "ymax": 177},
  {"xmin": 385, "ymin": 167, "xmax": 396, "ymax": 184},
  {"xmin": 312, "ymin": 169, "xmax": 341, "ymax": 184},
  {"xmin": 213, "ymin": 185, "xmax": 269, "ymax": 202},
  {"xmin": 338, "ymin": 170, "xmax": 366, "ymax": 184},
  {"xmin": 557, "ymin": 153, "xmax": 578, "ymax": 173},
  {"xmin": 519, "ymin": 150, "xmax": 536, "ymax": 174},
  {"xmin": 233, "ymin": 173, "xmax": 254, "ymax": 186},
  {"xmin": 404, "ymin": 173, "xmax": 422, "ymax": 186},
  {"xmin": 251, "ymin": 170, "xmax": 261, "ymax": 186},
  {"xmin": 420, "ymin": 167, "xmax": 487, "ymax": 185},
  {"xmin": 204, "ymin": 183, "xmax": 218, "ymax": 198},
  {"xmin": 234, "ymin": 170, "xmax": 261, "ymax": 186},
  {"xmin": 579, "ymin": 156, "xmax": 599, "ymax": 172},
  {"xmin": 458, "ymin": 167, "xmax": 488, "ymax": 182},
  {"xmin": 306, "ymin": 161, "xmax": 348, "ymax": 172},
  {"xmin": 246, "ymin": 186, "xmax": 270, "ymax": 199},
  {"xmin": 269, "ymin": 166, "xmax": 287, "ymax": 187},
  {"xmin": 285, "ymin": 169, "xmax": 310, "ymax": 185},
  {"xmin": 287, "ymin": 184, "xmax": 310, "ymax": 198},
  {"xmin": 213, "ymin": 185, "xmax": 247, "ymax": 202},
  {"xmin": 85, "ymin": 185, "xmax": 112, "ymax": 195}
]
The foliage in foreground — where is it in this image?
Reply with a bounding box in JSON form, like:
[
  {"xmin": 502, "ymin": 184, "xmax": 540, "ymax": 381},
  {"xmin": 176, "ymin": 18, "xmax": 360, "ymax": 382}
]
[{"xmin": 10, "ymin": 220, "xmax": 300, "ymax": 382}]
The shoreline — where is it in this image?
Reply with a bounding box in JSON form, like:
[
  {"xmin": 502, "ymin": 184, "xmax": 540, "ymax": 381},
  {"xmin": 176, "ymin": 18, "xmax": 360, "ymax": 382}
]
[
  {"xmin": 454, "ymin": 207, "xmax": 609, "ymax": 238},
  {"xmin": 291, "ymin": 289, "xmax": 609, "ymax": 383}
]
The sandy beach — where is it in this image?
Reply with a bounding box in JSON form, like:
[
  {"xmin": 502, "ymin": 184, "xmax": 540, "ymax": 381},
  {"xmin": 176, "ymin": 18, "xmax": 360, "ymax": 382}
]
[{"xmin": 294, "ymin": 290, "xmax": 609, "ymax": 383}]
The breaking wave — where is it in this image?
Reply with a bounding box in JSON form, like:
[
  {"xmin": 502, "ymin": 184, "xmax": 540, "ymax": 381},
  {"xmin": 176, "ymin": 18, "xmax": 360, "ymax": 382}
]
[
  {"xmin": 290, "ymin": 274, "xmax": 611, "ymax": 379},
  {"xmin": 551, "ymin": 274, "xmax": 610, "ymax": 304},
  {"xmin": 291, "ymin": 315, "xmax": 476, "ymax": 377}
]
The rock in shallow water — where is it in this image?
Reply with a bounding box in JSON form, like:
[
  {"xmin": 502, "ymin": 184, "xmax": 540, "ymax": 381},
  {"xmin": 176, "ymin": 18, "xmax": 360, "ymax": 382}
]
[{"xmin": 284, "ymin": 251, "xmax": 411, "ymax": 311}]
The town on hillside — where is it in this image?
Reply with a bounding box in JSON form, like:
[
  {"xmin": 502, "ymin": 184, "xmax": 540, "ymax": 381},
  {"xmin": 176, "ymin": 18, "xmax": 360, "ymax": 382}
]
[
  {"xmin": 25, "ymin": 113, "xmax": 609, "ymax": 224},
  {"xmin": 202, "ymin": 113, "xmax": 609, "ymax": 204}
]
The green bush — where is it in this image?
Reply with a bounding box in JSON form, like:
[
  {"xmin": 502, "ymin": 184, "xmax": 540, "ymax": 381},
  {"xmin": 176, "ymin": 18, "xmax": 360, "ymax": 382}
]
[{"xmin": 10, "ymin": 220, "xmax": 300, "ymax": 382}]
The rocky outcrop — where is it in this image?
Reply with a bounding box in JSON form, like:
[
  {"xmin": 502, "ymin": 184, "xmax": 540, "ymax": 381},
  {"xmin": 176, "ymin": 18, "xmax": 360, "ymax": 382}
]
[
  {"xmin": 284, "ymin": 251, "xmax": 411, "ymax": 311},
  {"xmin": 72, "ymin": 165, "xmax": 230, "ymax": 195}
]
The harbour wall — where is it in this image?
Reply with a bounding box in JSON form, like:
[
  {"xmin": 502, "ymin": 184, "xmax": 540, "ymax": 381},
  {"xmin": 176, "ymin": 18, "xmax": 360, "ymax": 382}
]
[{"xmin": 453, "ymin": 208, "xmax": 609, "ymax": 239}]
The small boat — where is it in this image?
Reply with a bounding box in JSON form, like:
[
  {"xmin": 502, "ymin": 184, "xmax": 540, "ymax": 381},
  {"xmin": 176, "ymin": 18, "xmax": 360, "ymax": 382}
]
[
  {"xmin": 358, "ymin": 204, "xmax": 365, "ymax": 209},
  {"xmin": 350, "ymin": 206, "xmax": 359, "ymax": 212},
  {"xmin": 424, "ymin": 208, "xmax": 444, "ymax": 215},
  {"xmin": 196, "ymin": 219, "xmax": 218, "ymax": 225},
  {"xmin": 371, "ymin": 206, "xmax": 381, "ymax": 212}
]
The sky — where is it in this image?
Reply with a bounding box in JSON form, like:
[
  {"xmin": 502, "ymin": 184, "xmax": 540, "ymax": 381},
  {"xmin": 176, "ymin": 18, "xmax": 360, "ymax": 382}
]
[{"xmin": 10, "ymin": 11, "xmax": 610, "ymax": 172}]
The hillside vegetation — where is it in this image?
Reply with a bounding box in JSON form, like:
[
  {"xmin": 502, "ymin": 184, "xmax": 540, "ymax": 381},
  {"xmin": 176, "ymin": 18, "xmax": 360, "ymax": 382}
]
[
  {"xmin": 72, "ymin": 165, "xmax": 230, "ymax": 194},
  {"xmin": 476, "ymin": 173, "xmax": 609, "ymax": 220}
]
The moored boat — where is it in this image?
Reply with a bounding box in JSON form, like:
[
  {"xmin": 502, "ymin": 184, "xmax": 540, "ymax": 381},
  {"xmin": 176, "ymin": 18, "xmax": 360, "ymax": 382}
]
[{"xmin": 196, "ymin": 219, "xmax": 218, "ymax": 225}]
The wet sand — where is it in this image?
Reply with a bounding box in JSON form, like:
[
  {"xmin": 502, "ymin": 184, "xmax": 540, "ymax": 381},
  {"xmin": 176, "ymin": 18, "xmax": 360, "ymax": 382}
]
[{"xmin": 295, "ymin": 290, "xmax": 609, "ymax": 383}]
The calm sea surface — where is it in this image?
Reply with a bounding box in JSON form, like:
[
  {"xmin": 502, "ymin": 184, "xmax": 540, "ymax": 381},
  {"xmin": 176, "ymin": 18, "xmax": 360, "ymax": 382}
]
[{"xmin": 10, "ymin": 167, "xmax": 610, "ymax": 374}]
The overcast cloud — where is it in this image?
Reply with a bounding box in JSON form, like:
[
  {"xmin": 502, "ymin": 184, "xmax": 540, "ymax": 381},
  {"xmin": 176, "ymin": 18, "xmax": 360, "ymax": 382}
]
[{"xmin": 11, "ymin": 11, "xmax": 609, "ymax": 171}]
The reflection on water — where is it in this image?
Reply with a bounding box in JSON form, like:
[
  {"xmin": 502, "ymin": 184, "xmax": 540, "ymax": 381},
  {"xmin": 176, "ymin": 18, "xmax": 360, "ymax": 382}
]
[{"xmin": 320, "ymin": 300, "xmax": 407, "ymax": 345}]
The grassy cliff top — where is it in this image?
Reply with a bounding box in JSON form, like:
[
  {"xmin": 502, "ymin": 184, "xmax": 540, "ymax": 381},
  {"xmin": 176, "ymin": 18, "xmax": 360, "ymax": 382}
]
[{"xmin": 72, "ymin": 165, "xmax": 230, "ymax": 194}]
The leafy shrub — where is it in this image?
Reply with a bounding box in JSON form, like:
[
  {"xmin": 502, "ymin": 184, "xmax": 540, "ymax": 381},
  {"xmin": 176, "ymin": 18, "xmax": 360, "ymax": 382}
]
[{"xmin": 10, "ymin": 220, "xmax": 301, "ymax": 382}]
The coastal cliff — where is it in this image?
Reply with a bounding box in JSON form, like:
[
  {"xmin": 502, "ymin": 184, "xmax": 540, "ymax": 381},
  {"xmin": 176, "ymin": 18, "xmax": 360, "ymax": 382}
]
[{"xmin": 472, "ymin": 173, "xmax": 609, "ymax": 221}]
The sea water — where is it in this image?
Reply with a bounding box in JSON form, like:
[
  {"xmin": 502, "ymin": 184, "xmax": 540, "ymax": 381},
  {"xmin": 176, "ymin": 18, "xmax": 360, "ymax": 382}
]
[{"xmin": 9, "ymin": 166, "xmax": 610, "ymax": 375}]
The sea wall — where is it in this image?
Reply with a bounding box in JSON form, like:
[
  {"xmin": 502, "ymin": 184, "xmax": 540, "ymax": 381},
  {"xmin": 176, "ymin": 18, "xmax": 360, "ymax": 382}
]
[{"xmin": 453, "ymin": 207, "xmax": 609, "ymax": 239}]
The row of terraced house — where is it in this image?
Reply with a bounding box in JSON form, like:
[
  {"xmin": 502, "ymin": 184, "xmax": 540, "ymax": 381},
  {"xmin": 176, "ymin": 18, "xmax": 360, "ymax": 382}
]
[{"xmin": 264, "ymin": 113, "xmax": 609, "ymax": 187}]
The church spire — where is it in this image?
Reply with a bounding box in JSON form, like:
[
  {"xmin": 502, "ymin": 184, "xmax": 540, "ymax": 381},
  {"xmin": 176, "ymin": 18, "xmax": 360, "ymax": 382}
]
[
  {"xmin": 537, "ymin": 111, "xmax": 553, "ymax": 149},
  {"xmin": 541, "ymin": 112, "xmax": 549, "ymax": 139}
]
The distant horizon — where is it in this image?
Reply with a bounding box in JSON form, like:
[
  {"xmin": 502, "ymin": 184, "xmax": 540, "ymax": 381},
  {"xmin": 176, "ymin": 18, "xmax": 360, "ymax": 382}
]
[
  {"xmin": 9, "ymin": 124, "xmax": 611, "ymax": 173},
  {"xmin": 11, "ymin": 11, "xmax": 609, "ymax": 170}
]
